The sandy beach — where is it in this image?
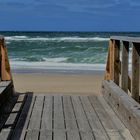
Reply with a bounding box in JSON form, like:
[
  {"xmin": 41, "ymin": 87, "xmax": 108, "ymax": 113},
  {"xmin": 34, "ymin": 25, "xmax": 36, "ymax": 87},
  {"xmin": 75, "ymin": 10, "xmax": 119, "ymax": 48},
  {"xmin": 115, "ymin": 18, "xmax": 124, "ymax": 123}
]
[{"xmin": 13, "ymin": 73, "xmax": 104, "ymax": 95}]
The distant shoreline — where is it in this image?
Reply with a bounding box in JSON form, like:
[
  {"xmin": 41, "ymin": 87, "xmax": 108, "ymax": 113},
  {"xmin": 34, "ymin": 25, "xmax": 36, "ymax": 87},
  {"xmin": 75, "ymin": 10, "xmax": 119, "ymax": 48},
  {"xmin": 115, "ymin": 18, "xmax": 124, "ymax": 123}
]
[{"xmin": 11, "ymin": 68, "xmax": 104, "ymax": 75}]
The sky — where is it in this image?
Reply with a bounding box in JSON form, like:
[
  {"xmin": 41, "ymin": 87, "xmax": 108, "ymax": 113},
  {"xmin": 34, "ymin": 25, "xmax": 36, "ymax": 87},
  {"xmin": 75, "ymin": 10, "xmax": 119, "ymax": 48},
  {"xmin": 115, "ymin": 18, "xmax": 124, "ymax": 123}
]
[{"xmin": 0, "ymin": 0, "xmax": 140, "ymax": 31}]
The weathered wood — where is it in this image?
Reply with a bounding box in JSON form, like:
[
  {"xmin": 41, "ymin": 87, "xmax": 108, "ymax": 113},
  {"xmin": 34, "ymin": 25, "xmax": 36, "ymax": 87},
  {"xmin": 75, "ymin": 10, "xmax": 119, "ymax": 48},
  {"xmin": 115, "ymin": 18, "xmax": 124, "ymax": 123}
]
[
  {"xmin": 1, "ymin": 44, "xmax": 6, "ymax": 81},
  {"xmin": 25, "ymin": 96, "xmax": 44, "ymax": 139},
  {"xmin": 98, "ymin": 96, "xmax": 134, "ymax": 140},
  {"xmin": 128, "ymin": 76, "xmax": 131, "ymax": 92},
  {"xmin": 71, "ymin": 96, "xmax": 91, "ymax": 132},
  {"xmin": 67, "ymin": 131, "xmax": 80, "ymax": 140},
  {"xmin": 0, "ymin": 95, "xmax": 17, "ymax": 130},
  {"xmin": 0, "ymin": 36, "xmax": 12, "ymax": 81},
  {"xmin": 111, "ymin": 36, "xmax": 140, "ymax": 43},
  {"xmin": 113, "ymin": 40, "xmax": 120, "ymax": 85},
  {"xmin": 0, "ymin": 94, "xmax": 26, "ymax": 139},
  {"xmin": 0, "ymin": 94, "xmax": 135, "ymax": 140},
  {"xmin": 63, "ymin": 96, "xmax": 78, "ymax": 131},
  {"xmin": 121, "ymin": 41, "xmax": 129, "ymax": 93},
  {"xmin": 25, "ymin": 130, "xmax": 40, "ymax": 140},
  {"xmin": 80, "ymin": 132, "xmax": 95, "ymax": 140},
  {"xmin": 0, "ymin": 81, "xmax": 11, "ymax": 87},
  {"xmin": 39, "ymin": 130, "xmax": 52, "ymax": 140},
  {"xmin": 0, "ymin": 129, "xmax": 12, "ymax": 140},
  {"xmin": 41, "ymin": 95, "xmax": 52, "ymax": 130},
  {"xmin": 10, "ymin": 93, "xmax": 34, "ymax": 140},
  {"xmin": 53, "ymin": 130, "xmax": 66, "ymax": 140},
  {"xmin": 102, "ymin": 80, "xmax": 140, "ymax": 140},
  {"xmin": 54, "ymin": 95, "xmax": 65, "ymax": 130},
  {"xmin": 105, "ymin": 40, "xmax": 114, "ymax": 80},
  {"xmin": 132, "ymin": 43, "xmax": 140, "ymax": 102},
  {"xmin": 4, "ymin": 45, "xmax": 12, "ymax": 80},
  {"xmin": 89, "ymin": 96, "xmax": 125, "ymax": 139},
  {"xmin": 80, "ymin": 96, "xmax": 109, "ymax": 140}
]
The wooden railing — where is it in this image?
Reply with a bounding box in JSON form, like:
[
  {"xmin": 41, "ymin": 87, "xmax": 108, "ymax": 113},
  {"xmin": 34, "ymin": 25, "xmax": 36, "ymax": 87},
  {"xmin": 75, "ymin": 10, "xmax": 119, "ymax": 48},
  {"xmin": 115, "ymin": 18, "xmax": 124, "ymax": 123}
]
[
  {"xmin": 105, "ymin": 36, "xmax": 140, "ymax": 103},
  {"xmin": 0, "ymin": 35, "xmax": 12, "ymax": 81}
]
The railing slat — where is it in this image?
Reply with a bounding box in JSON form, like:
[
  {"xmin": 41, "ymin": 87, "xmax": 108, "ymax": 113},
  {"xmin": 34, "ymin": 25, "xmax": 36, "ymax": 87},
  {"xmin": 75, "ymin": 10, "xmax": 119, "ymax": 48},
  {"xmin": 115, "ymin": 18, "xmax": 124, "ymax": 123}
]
[
  {"xmin": 132, "ymin": 43, "xmax": 140, "ymax": 102},
  {"xmin": 109, "ymin": 40, "xmax": 114, "ymax": 80},
  {"xmin": 105, "ymin": 40, "xmax": 114, "ymax": 80},
  {"xmin": 113, "ymin": 40, "xmax": 120, "ymax": 85},
  {"xmin": 121, "ymin": 41, "xmax": 129, "ymax": 93}
]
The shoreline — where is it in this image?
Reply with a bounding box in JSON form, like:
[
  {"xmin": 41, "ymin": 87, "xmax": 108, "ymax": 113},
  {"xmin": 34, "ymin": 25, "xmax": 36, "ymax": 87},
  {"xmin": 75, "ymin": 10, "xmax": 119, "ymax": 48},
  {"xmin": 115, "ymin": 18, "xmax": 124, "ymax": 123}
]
[
  {"xmin": 11, "ymin": 68, "xmax": 104, "ymax": 75},
  {"xmin": 13, "ymin": 72, "xmax": 104, "ymax": 95}
]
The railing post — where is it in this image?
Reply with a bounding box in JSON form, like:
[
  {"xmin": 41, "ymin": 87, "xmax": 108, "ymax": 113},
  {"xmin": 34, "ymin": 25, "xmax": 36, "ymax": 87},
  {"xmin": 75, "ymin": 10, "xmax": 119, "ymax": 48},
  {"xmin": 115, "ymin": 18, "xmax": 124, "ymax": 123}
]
[
  {"xmin": 109, "ymin": 39, "xmax": 114, "ymax": 80},
  {"xmin": 0, "ymin": 37, "xmax": 4, "ymax": 81},
  {"xmin": 0, "ymin": 36, "xmax": 11, "ymax": 81},
  {"xmin": 132, "ymin": 43, "xmax": 140, "ymax": 102},
  {"xmin": 121, "ymin": 41, "xmax": 129, "ymax": 93},
  {"xmin": 105, "ymin": 39, "xmax": 114, "ymax": 80},
  {"xmin": 113, "ymin": 40, "xmax": 120, "ymax": 85}
]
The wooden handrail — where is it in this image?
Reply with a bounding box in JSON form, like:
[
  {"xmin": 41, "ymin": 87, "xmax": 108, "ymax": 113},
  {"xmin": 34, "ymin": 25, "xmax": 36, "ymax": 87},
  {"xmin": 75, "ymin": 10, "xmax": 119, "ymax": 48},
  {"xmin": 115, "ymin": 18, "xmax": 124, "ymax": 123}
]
[
  {"xmin": 111, "ymin": 36, "xmax": 140, "ymax": 43},
  {"xmin": 105, "ymin": 36, "xmax": 140, "ymax": 102},
  {"xmin": 0, "ymin": 36, "xmax": 12, "ymax": 81}
]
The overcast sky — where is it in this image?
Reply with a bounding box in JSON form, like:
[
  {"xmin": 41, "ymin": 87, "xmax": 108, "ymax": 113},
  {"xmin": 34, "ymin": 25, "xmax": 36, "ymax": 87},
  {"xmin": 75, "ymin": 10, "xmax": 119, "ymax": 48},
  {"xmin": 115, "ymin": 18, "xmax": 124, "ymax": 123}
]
[{"xmin": 0, "ymin": 0, "xmax": 140, "ymax": 31}]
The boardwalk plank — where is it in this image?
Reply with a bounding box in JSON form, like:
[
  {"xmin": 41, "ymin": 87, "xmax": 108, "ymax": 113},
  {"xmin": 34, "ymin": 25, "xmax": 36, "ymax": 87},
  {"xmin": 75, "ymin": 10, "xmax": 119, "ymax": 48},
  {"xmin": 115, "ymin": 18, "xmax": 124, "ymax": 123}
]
[
  {"xmin": 67, "ymin": 131, "xmax": 80, "ymax": 140},
  {"xmin": 25, "ymin": 96, "xmax": 44, "ymax": 140},
  {"xmin": 98, "ymin": 96, "xmax": 134, "ymax": 140},
  {"xmin": 54, "ymin": 130, "xmax": 66, "ymax": 140},
  {"xmin": 80, "ymin": 132, "xmax": 95, "ymax": 140},
  {"xmin": 41, "ymin": 95, "xmax": 52, "ymax": 130},
  {"xmin": 10, "ymin": 93, "xmax": 34, "ymax": 140},
  {"xmin": 4, "ymin": 94, "xmax": 25, "ymax": 129},
  {"xmin": 0, "ymin": 94, "xmax": 26, "ymax": 139},
  {"xmin": 54, "ymin": 95, "xmax": 65, "ymax": 130},
  {"xmin": 63, "ymin": 96, "xmax": 78, "ymax": 130},
  {"xmin": 89, "ymin": 96, "xmax": 126, "ymax": 140},
  {"xmin": 0, "ymin": 129, "xmax": 12, "ymax": 140},
  {"xmin": 0, "ymin": 94, "xmax": 135, "ymax": 140},
  {"xmin": 71, "ymin": 95, "xmax": 95, "ymax": 140},
  {"xmin": 80, "ymin": 96, "xmax": 109, "ymax": 140},
  {"xmin": 27, "ymin": 96, "xmax": 44, "ymax": 130},
  {"xmin": 71, "ymin": 96, "xmax": 91, "ymax": 132},
  {"xmin": 25, "ymin": 130, "xmax": 39, "ymax": 140},
  {"xmin": 39, "ymin": 131, "xmax": 52, "ymax": 140}
]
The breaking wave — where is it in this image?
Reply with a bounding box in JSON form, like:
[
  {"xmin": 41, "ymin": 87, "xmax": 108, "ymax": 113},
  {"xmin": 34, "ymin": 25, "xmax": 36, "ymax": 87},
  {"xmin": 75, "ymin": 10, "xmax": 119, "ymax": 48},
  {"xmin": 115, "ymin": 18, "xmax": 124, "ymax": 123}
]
[{"xmin": 5, "ymin": 36, "xmax": 109, "ymax": 42}]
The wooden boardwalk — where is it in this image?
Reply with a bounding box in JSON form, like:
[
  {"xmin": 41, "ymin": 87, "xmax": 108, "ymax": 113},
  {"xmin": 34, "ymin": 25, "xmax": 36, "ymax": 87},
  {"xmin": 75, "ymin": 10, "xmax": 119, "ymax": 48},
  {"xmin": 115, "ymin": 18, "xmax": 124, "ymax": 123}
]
[{"xmin": 0, "ymin": 93, "xmax": 134, "ymax": 140}]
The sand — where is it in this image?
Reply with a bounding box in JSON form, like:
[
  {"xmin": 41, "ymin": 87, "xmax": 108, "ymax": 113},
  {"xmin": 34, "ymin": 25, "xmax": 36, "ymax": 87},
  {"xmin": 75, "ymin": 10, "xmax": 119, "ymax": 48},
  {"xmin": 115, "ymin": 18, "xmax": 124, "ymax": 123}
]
[{"xmin": 12, "ymin": 73, "xmax": 104, "ymax": 95}]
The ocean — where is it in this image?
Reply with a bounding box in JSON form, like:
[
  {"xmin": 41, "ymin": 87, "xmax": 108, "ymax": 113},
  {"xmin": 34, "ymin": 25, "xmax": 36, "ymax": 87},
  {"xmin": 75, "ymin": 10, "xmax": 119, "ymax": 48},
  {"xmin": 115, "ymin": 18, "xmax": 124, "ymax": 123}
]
[{"xmin": 0, "ymin": 32, "xmax": 139, "ymax": 73}]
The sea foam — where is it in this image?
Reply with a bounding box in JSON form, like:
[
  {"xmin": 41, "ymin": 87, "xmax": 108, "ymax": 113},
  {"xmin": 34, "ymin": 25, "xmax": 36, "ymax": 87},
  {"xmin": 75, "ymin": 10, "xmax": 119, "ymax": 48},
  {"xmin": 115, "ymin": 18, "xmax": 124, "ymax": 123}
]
[{"xmin": 5, "ymin": 36, "xmax": 109, "ymax": 42}]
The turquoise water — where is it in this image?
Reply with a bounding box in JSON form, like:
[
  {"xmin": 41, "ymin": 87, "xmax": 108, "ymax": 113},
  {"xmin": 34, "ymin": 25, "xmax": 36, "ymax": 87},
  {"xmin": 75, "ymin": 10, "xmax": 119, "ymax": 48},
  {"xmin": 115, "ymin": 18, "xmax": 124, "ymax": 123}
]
[{"xmin": 0, "ymin": 32, "xmax": 140, "ymax": 72}]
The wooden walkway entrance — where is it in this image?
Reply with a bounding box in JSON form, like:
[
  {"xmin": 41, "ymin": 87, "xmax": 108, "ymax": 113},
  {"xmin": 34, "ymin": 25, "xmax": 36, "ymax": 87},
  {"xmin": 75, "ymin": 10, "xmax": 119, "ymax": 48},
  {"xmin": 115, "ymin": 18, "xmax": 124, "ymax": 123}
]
[
  {"xmin": 0, "ymin": 93, "xmax": 134, "ymax": 140},
  {"xmin": 0, "ymin": 36, "xmax": 140, "ymax": 140}
]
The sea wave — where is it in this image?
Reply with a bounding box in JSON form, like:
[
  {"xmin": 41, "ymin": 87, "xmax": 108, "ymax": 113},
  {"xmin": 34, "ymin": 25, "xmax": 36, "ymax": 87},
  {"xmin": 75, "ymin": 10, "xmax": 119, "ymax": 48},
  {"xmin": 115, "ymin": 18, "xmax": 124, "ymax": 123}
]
[
  {"xmin": 5, "ymin": 36, "xmax": 109, "ymax": 42},
  {"xmin": 10, "ymin": 60, "xmax": 106, "ymax": 71}
]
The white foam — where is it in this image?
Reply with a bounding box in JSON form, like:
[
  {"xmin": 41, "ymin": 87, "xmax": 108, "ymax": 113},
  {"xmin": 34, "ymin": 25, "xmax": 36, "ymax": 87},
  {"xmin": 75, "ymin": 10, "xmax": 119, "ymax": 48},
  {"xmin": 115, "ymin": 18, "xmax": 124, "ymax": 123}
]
[
  {"xmin": 10, "ymin": 60, "xmax": 105, "ymax": 71},
  {"xmin": 5, "ymin": 36, "xmax": 109, "ymax": 42},
  {"xmin": 5, "ymin": 36, "xmax": 28, "ymax": 41},
  {"xmin": 43, "ymin": 57, "xmax": 68, "ymax": 63}
]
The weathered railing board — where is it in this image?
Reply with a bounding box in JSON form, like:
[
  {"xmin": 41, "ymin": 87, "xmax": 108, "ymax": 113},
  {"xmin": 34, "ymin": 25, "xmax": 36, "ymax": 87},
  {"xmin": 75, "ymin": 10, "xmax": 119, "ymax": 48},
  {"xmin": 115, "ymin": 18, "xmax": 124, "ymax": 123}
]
[
  {"xmin": 103, "ymin": 36, "xmax": 140, "ymax": 139},
  {"xmin": 111, "ymin": 36, "xmax": 140, "ymax": 43},
  {"xmin": 121, "ymin": 41, "xmax": 129, "ymax": 93},
  {"xmin": 105, "ymin": 36, "xmax": 140, "ymax": 103},
  {"xmin": 113, "ymin": 40, "xmax": 120, "ymax": 85},
  {"xmin": 132, "ymin": 43, "xmax": 140, "ymax": 102},
  {"xmin": 102, "ymin": 80, "xmax": 140, "ymax": 140},
  {"xmin": 0, "ymin": 36, "xmax": 12, "ymax": 81},
  {"xmin": 0, "ymin": 36, "xmax": 14, "ymax": 114},
  {"xmin": 105, "ymin": 40, "xmax": 114, "ymax": 80}
]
